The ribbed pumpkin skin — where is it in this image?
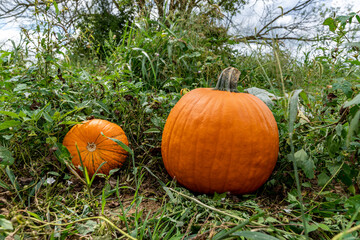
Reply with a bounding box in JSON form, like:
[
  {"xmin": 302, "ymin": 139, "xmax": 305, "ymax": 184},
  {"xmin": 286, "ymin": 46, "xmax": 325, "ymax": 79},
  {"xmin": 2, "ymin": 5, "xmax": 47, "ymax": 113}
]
[
  {"xmin": 63, "ymin": 119, "xmax": 129, "ymax": 177},
  {"xmin": 161, "ymin": 88, "xmax": 279, "ymax": 194}
]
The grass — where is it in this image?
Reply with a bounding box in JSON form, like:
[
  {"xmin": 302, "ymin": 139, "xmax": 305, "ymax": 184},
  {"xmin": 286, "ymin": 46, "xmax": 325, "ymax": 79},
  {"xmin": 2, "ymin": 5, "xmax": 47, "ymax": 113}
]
[{"xmin": 0, "ymin": 10, "xmax": 360, "ymax": 240}]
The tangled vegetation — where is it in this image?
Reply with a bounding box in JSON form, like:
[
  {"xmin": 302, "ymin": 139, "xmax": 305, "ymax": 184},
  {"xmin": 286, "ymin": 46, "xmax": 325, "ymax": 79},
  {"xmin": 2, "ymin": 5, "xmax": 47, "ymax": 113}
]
[{"xmin": 0, "ymin": 2, "xmax": 359, "ymax": 239}]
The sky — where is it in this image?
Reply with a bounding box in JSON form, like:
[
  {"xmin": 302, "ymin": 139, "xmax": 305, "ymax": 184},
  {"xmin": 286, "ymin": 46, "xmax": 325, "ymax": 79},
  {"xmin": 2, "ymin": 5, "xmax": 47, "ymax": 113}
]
[{"xmin": 0, "ymin": 0, "xmax": 359, "ymax": 50}]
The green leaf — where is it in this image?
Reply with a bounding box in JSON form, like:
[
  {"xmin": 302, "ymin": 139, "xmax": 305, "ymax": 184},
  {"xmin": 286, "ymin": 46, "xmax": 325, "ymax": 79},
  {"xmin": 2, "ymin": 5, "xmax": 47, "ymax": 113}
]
[
  {"xmin": 345, "ymin": 195, "xmax": 360, "ymax": 209},
  {"xmin": 343, "ymin": 93, "xmax": 360, "ymax": 108},
  {"xmin": 53, "ymin": 0, "xmax": 60, "ymax": 15},
  {"xmin": 294, "ymin": 149, "xmax": 315, "ymax": 179},
  {"xmin": 46, "ymin": 137, "xmax": 57, "ymax": 145},
  {"xmin": 213, "ymin": 192, "xmax": 227, "ymax": 201},
  {"xmin": 346, "ymin": 109, "xmax": 360, "ymax": 147},
  {"xmin": 294, "ymin": 149, "xmax": 308, "ymax": 161},
  {"xmin": 317, "ymin": 223, "xmax": 331, "ymax": 231},
  {"xmin": 0, "ymin": 146, "xmax": 15, "ymax": 166},
  {"xmin": 109, "ymin": 168, "xmax": 120, "ymax": 175},
  {"xmin": 27, "ymin": 211, "xmax": 42, "ymax": 220},
  {"xmin": 317, "ymin": 172, "xmax": 330, "ymax": 187},
  {"xmin": 323, "ymin": 17, "xmax": 337, "ymax": 32},
  {"xmin": 14, "ymin": 83, "xmax": 28, "ymax": 92},
  {"xmin": 299, "ymin": 91, "xmax": 310, "ymax": 106},
  {"xmin": 232, "ymin": 231, "xmax": 279, "ymax": 240},
  {"xmin": 143, "ymin": 128, "xmax": 161, "ymax": 134},
  {"xmin": 43, "ymin": 111, "xmax": 53, "ymax": 123},
  {"xmin": 336, "ymin": 15, "xmax": 352, "ymax": 27},
  {"xmin": 0, "ymin": 216, "xmax": 13, "ymax": 232},
  {"xmin": 0, "ymin": 111, "xmax": 19, "ymax": 118},
  {"xmin": 335, "ymin": 124, "xmax": 343, "ymax": 137},
  {"xmin": 5, "ymin": 166, "xmax": 16, "ymax": 188},
  {"xmin": 102, "ymin": 133, "xmax": 133, "ymax": 155},
  {"xmin": 0, "ymin": 120, "xmax": 21, "ymax": 131},
  {"xmin": 306, "ymin": 223, "xmax": 318, "ymax": 232},
  {"xmin": 76, "ymin": 220, "xmax": 97, "ymax": 235},
  {"xmin": 333, "ymin": 80, "xmax": 353, "ymax": 98},
  {"xmin": 288, "ymin": 89, "xmax": 303, "ymax": 133}
]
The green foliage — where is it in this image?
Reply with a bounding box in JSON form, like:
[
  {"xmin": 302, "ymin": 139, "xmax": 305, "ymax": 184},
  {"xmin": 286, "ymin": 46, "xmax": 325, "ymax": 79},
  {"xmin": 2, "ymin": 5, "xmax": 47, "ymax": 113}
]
[
  {"xmin": 74, "ymin": 0, "xmax": 135, "ymax": 58},
  {"xmin": 0, "ymin": 3, "xmax": 360, "ymax": 239}
]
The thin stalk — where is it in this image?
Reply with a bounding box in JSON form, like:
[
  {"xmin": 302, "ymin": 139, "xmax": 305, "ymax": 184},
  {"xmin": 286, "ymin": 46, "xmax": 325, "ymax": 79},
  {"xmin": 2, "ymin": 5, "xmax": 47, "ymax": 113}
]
[
  {"xmin": 288, "ymin": 89, "xmax": 308, "ymax": 239},
  {"xmin": 289, "ymin": 133, "xmax": 308, "ymax": 238},
  {"xmin": 26, "ymin": 215, "xmax": 137, "ymax": 240},
  {"xmin": 168, "ymin": 187, "xmax": 245, "ymax": 221},
  {"xmin": 212, "ymin": 212, "xmax": 265, "ymax": 240},
  {"xmin": 273, "ymin": 41, "xmax": 286, "ymax": 97}
]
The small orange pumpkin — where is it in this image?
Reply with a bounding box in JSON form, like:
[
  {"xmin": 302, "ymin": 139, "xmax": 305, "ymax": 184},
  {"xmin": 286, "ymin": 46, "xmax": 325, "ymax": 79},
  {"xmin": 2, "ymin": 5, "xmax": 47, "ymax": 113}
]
[
  {"xmin": 161, "ymin": 67, "xmax": 279, "ymax": 194},
  {"xmin": 63, "ymin": 119, "xmax": 129, "ymax": 177}
]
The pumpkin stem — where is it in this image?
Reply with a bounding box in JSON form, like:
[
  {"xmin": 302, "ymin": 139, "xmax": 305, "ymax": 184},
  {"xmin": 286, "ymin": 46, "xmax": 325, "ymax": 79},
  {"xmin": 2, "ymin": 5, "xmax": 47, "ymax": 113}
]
[
  {"xmin": 214, "ymin": 67, "xmax": 241, "ymax": 92},
  {"xmin": 87, "ymin": 142, "xmax": 97, "ymax": 152}
]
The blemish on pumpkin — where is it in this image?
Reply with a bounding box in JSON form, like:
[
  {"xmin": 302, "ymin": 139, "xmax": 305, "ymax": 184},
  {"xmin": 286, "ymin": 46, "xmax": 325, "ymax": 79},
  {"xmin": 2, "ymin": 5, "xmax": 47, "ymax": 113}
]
[{"xmin": 87, "ymin": 142, "xmax": 97, "ymax": 152}]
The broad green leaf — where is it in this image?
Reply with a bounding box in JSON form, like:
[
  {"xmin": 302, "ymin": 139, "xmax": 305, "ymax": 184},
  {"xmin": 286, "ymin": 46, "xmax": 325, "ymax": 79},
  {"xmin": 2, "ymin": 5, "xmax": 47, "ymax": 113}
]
[
  {"xmin": 232, "ymin": 231, "xmax": 279, "ymax": 240},
  {"xmin": 0, "ymin": 111, "xmax": 19, "ymax": 118},
  {"xmin": 317, "ymin": 172, "xmax": 330, "ymax": 187},
  {"xmin": 288, "ymin": 89, "xmax": 303, "ymax": 133},
  {"xmin": 0, "ymin": 216, "xmax": 13, "ymax": 232},
  {"xmin": 323, "ymin": 17, "xmax": 337, "ymax": 32},
  {"xmin": 294, "ymin": 149, "xmax": 308, "ymax": 162},
  {"xmin": 302, "ymin": 158, "xmax": 315, "ymax": 179},
  {"xmin": 343, "ymin": 93, "xmax": 360, "ymax": 108},
  {"xmin": 294, "ymin": 149, "xmax": 314, "ymax": 179},
  {"xmin": 76, "ymin": 220, "xmax": 97, "ymax": 235},
  {"xmin": 0, "ymin": 146, "xmax": 15, "ymax": 166},
  {"xmin": 306, "ymin": 223, "xmax": 318, "ymax": 232},
  {"xmin": 346, "ymin": 110, "xmax": 360, "ymax": 147},
  {"xmin": 0, "ymin": 120, "xmax": 21, "ymax": 131}
]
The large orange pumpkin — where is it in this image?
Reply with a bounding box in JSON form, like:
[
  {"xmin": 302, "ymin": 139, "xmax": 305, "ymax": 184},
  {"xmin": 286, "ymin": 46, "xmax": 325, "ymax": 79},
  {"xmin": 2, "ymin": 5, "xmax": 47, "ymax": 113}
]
[
  {"xmin": 63, "ymin": 119, "xmax": 129, "ymax": 177},
  {"xmin": 161, "ymin": 67, "xmax": 279, "ymax": 194}
]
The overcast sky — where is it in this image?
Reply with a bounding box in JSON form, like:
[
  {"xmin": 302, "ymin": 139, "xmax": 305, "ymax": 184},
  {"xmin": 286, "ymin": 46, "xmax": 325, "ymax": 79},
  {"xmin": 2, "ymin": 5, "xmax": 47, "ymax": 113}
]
[{"xmin": 0, "ymin": 0, "xmax": 359, "ymax": 50}]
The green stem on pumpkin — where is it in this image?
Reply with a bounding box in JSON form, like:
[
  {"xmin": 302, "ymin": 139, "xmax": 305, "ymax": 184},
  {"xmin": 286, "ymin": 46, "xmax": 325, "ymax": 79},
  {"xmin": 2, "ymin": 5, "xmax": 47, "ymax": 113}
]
[{"xmin": 214, "ymin": 67, "xmax": 241, "ymax": 92}]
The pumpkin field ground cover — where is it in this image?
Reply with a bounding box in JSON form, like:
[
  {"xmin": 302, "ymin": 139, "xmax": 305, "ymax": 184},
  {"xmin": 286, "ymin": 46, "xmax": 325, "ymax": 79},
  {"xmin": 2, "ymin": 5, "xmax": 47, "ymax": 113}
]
[{"xmin": 0, "ymin": 6, "xmax": 360, "ymax": 239}]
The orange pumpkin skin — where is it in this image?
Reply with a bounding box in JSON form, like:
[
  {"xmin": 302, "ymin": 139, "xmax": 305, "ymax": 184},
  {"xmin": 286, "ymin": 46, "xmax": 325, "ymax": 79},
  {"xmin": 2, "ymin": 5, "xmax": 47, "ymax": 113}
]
[
  {"xmin": 63, "ymin": 119, "xmax": 129, "ymax": 177},
  {"xmin": 161, "ymin": 69, "xmax": 279, "ymax": 194}
]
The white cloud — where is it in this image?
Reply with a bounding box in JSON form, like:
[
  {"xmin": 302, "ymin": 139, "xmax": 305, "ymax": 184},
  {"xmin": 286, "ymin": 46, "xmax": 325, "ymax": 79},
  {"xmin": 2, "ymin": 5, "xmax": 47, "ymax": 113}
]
[
  {"xmin": 330, "ymin": 0, "xmax": 359, "ymax": 12},
  {"xmin": 0, "ymin": 20, "xmax": 22, "ymax": 49}
]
